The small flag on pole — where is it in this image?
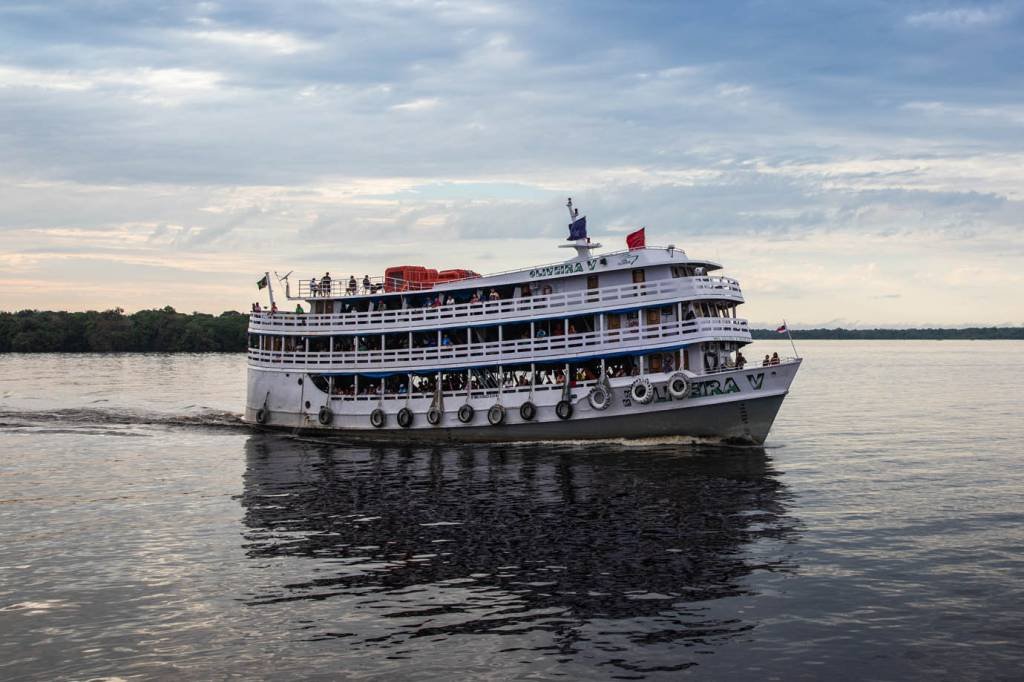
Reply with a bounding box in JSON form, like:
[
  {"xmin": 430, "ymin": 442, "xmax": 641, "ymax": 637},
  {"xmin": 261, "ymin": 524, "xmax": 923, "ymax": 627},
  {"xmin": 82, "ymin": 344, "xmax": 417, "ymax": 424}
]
[
  {"xmin": 257, "ymin": 275, "xmax": 269, "ymax": 290},
  {"xmin": 626, "ymin": 227, "xmax": 646, "ymax": 250},
  {"xmin": 776, "ymin": 323, "xmax": 787, "ymax": 333},
  {"xmin": 568, "ymin": 216, "xmax": 587, "ymax": 241}
]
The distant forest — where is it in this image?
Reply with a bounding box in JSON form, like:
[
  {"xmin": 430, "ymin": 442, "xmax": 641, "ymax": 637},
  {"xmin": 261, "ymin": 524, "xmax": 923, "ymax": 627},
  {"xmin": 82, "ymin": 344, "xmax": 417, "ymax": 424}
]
[
  {"xmin": 0, "ymin": 308, "xmax": 247, "ymax": 353},
  {"xmin": 0, "ymin": 308, "xmax": 1021, "ymax": 352},
  {"xmin": 749, "ymin": 327, "xmax": 1024, "ymax": 340}
]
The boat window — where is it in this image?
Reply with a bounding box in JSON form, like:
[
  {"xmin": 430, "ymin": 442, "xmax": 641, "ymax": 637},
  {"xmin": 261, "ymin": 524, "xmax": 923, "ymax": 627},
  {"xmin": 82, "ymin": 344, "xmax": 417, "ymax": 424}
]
[
  {"xmin": 632, "ymin": 269, "xmax": 646, "ymax": 284},
  {"xmin": 383, "ymin": 333, "xmax": 408, "ymax": 350}
]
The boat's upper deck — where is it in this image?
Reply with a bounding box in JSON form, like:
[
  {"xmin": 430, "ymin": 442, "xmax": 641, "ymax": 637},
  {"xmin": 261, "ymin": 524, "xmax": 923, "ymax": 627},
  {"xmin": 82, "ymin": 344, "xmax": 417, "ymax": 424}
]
[
  {"xmin": 252, "ymin": 273, "xmax": 742, "ymax": 334},
  {"xmin": 288, "ymin": 247, "xmax": 723, "ymax": 301}
]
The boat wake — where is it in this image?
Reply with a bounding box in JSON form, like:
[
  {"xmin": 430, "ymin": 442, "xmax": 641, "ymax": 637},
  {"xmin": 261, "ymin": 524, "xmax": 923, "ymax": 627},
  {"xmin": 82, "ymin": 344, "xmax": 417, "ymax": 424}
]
[{"xmin": 0, "ymin": 407, "xmax": 248, "ymax": 433}]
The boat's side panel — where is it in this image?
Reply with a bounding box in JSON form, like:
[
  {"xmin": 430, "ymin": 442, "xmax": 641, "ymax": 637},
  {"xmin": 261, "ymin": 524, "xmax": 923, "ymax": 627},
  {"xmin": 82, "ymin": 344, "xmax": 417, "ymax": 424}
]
[
  {"xmin": 258, "ymin": 393, "xmax": 786, "ymax": 444},
  {"xmin": 244, "ymin": 361, "xmax": 799, "ymax": 444}
]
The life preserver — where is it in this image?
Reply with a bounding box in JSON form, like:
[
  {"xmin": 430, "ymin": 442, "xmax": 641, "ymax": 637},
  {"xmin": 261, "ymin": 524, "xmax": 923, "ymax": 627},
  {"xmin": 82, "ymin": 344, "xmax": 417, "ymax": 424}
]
[
  {"xmin": 397, "ymin": 407, "xmax": 413, "ymax": 428},
  {"xmin": 427, "ymin": 407, "xmax": 442, "ymax": 425},
  {"xmin": 630, "ymin": 377, "xmax": 654, "ymax": 404},
  {"xmin": 255, "ymin": 407, "xmax": 268, "ymax": 424},
  {"xmin": 667, "ymin": 372, "xmax": 691, "ymax": 400},
  {"xmin": 457, "ymin": 404, "xmax": 475, "ymax": 424},
  {"xmin": 487, "ymin": 404, "xmax": 505, "ymax": 425},
  {"xmin": 555, "ymin": 400, "xmax": 573, "ymax": 420},
  {"xmin": 317, "ymin": 405, "xmax": 333, "ymax": 425},
  {"xmin": 588, "ymin": 384, "xmax": 611, "ymax": 411},
  {"xmin": 370, "ymin": 408, "xmax": 386, "ymax": 428},
  {"xmin": 519, "ymin": 401, "xmax": 536, "ymax": 421}
]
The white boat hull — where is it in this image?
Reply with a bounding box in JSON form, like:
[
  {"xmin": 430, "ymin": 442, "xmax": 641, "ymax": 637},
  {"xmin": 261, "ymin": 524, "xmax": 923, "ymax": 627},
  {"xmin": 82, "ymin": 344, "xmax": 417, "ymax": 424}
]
[{"xmin": 243, "ymin": 360, "xmax": 800, "ymax": 445}]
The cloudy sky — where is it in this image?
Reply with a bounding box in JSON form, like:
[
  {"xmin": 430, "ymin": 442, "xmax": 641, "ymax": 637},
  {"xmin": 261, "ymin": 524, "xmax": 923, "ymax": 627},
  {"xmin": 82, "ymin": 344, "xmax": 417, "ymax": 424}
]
[{"xmin": 1, "ymin": 0, "xmax": 1021, "ymax": 326}]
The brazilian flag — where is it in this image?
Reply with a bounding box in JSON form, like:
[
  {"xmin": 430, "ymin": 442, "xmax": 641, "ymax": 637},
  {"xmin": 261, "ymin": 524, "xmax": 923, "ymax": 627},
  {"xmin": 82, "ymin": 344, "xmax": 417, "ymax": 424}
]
[{"xmin": 257, "ymin": 275, "xmax": 269, "ymax": 290}]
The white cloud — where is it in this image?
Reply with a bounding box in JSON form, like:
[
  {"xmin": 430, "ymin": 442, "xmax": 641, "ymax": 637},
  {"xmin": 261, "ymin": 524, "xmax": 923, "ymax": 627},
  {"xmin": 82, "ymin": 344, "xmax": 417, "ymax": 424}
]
[
  {"xmin": 906, "ymin": 6, "xmax": 1006, "ymax": 29},
  {"xmin": 390, "ymin": 97, "xmax": 441, "ymax": 111},
  {"xmin": 187, "ymin": 29, "xmax": 319, "ymax": 55},
  {"xmin": 0, "ymin": 64, "xmax": 224, "ymax": 105}
]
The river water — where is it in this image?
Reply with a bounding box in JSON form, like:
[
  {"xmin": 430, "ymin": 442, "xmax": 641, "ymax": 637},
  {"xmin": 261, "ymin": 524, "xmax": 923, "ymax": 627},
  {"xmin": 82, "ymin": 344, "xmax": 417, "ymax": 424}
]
[{"xmin": 1, "ymin": 341, "xmax": 1022, "ymax": 680}]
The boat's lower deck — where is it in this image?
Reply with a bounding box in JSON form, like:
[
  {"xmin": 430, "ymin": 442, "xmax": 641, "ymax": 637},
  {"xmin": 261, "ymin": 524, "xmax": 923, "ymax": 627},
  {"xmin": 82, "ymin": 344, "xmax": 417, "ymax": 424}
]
[{"xmin": 244, "ymin": 360, "xmax": 800, "ymax": 444}]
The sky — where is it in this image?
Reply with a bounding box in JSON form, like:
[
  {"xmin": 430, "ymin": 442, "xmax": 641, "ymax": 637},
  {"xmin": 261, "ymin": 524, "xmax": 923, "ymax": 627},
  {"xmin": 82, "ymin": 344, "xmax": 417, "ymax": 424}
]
[{"xmin": 0, "ymin": 0, "xmax": 1022, "ymax": 327}]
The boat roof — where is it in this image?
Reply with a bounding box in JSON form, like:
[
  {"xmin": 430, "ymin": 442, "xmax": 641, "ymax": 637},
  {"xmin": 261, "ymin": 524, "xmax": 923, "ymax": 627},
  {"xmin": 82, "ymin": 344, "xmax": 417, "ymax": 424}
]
[{"xmin": 298, "ymin": 246, "xmax": 722, "ymax": 302}]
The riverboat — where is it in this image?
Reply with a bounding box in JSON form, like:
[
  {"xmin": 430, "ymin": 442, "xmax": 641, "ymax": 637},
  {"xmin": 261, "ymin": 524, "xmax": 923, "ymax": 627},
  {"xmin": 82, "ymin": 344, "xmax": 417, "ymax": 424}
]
[{"xmin": 244, "ymin": 201, "xmax": 800, "ymax": 443}]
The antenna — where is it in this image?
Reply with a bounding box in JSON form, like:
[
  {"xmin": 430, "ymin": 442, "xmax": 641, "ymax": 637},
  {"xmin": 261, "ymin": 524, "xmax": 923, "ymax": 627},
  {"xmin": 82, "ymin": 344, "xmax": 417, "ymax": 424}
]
[{"xmin": 566, "ymin": 197, "xmax": 575, "ymax": 221}]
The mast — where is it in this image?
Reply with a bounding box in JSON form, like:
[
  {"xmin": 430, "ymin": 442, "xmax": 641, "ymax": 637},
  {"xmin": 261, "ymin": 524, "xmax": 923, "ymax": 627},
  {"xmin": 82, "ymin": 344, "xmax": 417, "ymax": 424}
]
[
  {"xmin": 559, "ymin": 197, "xmax": 601, "ymax": 260},
  {"xmin": 264, "ymin": 271, "xmax": 276, "ymax": 308}
]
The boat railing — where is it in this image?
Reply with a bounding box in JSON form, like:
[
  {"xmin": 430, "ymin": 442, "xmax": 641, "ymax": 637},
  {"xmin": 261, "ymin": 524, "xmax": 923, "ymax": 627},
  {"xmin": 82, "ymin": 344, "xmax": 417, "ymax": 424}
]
[
  {"xmin": 252, "ymin": 276, "xmax": 743, "ymax": 333},
  {"xmin": 247, "ymin": 316, "xmax": 752, "ymax": 370},
  {"xmin": 703, "ymin": 355, "xmax": 800, "ymax": 374},
  {"xmin": 292, "ymin": 245, "xmax": 702, "ymax": 299},
  {"xmin": 328, "ymin": 380, "xmax": 597, "ymax": 402}
]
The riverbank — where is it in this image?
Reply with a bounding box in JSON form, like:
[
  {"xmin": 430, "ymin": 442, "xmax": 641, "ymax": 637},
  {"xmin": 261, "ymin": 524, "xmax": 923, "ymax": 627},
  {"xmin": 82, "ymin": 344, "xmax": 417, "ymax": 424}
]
[{"xmin": 1, "ymin": 308, "xmax": 1021, "ymax": 352}]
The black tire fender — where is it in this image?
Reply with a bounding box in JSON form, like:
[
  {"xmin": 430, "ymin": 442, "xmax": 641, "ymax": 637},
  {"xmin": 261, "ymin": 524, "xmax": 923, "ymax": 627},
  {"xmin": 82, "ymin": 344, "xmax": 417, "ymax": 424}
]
[{"xmin": 397, "ymin": 407, "xmax": 414, "ymax": 428}]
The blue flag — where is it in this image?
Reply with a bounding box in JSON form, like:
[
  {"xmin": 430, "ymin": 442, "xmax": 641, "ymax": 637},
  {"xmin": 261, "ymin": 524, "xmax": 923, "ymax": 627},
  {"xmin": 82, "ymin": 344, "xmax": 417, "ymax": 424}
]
[{"xmin": 567, "ymin": 216, "xmax": 587, "ymax": 240}]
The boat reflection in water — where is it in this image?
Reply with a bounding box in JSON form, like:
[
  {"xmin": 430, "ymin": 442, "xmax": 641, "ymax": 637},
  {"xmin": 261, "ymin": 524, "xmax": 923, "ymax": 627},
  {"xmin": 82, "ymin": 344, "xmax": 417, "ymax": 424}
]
[{"xmin": 239, "ymin": 434, "xmax": 796, "ymax": 673}]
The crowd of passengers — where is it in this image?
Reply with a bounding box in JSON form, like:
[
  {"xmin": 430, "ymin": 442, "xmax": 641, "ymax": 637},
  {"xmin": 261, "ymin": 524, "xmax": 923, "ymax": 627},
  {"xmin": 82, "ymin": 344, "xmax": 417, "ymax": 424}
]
[
  {"xmin": 299, "ymin": 280, "xmax": 558, "ymax": 311},
  {"xmin": 308, "ymin": 273, "xmax": 385, "ymax": 296},
  {"xmin": 304, "ymin": 270, "xmax": 555, "ymax": 301},
  {"xmin": 327, "ymin": 363, "xmax": 650, "ymax": 397}
]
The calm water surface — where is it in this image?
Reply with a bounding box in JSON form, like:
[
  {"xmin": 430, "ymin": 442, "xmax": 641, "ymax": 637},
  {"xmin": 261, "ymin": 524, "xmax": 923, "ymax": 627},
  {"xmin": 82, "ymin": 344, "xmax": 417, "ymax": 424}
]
[{"xmin": 1, "ymin": 341, "xmax": 1022, "ymax": 680}]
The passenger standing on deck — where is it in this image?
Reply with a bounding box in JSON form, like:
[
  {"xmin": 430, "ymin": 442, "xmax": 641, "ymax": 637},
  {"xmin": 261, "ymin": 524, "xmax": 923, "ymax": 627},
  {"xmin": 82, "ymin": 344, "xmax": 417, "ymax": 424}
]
[
  {"xmin": 763, "ymin": 354, "xmax": 771, "ymax": 367},
  {"xmin": 322, "ymin": 272, "xmax": 332, "ymax": 295},
  {"xmin": 362, "ymin": 275, "xmax": 371, "ymax": 293},
  {"xmin": 736, "ymin": 351, "xmax": 746, "ymax": 369},
  {"xmin": 770, "ymin": 352, "xmax": 780, "ymax": 365},
  {"xmin": 310, "ymin": 276, "xmax": 318, "ymax": 296},
  {"xmin": 347, "ymin": 275, "xmax": 357, "ymax": 294}
]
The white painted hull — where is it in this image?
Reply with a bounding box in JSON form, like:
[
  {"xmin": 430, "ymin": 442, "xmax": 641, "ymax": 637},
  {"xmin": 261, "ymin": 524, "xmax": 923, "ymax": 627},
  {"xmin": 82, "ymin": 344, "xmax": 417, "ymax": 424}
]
[{"xmin": 243, "ymin": 360, "xmax": 800, "ymax": 444}]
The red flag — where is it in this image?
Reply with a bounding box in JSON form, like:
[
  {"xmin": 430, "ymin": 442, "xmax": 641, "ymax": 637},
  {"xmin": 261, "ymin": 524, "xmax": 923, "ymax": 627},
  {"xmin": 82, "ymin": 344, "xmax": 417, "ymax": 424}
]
[
  {"xmin": 626, "ymin": 227, "xmax": 645, "ymax": 250},
  {"xmin": 776, "ymin": 324, "xmax": 787, "ymax": 333}
]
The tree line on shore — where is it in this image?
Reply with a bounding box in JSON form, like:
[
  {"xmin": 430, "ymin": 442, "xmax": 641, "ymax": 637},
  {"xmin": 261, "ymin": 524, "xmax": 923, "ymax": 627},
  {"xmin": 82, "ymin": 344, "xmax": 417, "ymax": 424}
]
[
  {"xmin": 749, "ymin": 327, "xmax": 1024, "ymax": 340},
  {"xmin": 0, "ymin": 308, "xmax": 247, "ymax": 352},
  {"xmin": 0, "ymin": 308, "xmax": 1021, "ymax": 352}
]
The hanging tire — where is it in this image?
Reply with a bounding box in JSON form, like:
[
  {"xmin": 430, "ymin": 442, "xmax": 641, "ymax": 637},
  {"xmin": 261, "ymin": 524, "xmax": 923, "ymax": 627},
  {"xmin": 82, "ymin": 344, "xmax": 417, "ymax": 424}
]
[
  {"xmin": 457, "ymin": 404, "xmax": 474, "ymax": 424},
  {"xmin": 370, "ymin": 408, "xmax": 386, "ymax": 428},
  {"xmin": 587, "ymin": 384, "xmax": 611, "ymax": 411},
  {"xmin": 317, "ymin": 405, "xmax": 333, "ymax": 425},
  {"xmin": 630, "ymin": 377, "xmax": 654, "ymax": 404},
  {"xmin": 556, "ymin": 400, "xmax": 573, "ymax": 420},
  {"xmin": 397, "ymin": 407, "xmax": 413, "ymax": 428},
  {"xmin": 667, "ymin": 372, "xmax": 691, "ymax": 400},
  {"xmin": 487, "ymin": 404, "xmax": 505, "ymax": 425},
  {"xmin": 427, "ymin": 407, "xmax": 442, "ymax": 425},
  {"xmin": 255, "ymin": 407, "xmax": 268, "ymax": 424}
]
